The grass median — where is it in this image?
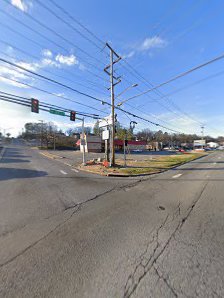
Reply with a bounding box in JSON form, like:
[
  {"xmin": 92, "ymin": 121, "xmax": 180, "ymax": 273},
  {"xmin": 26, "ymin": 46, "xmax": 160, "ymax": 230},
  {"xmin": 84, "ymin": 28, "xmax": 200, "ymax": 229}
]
[{"xmin": 80, "ymin": 152, "xmax": 207, "ymax": 176}]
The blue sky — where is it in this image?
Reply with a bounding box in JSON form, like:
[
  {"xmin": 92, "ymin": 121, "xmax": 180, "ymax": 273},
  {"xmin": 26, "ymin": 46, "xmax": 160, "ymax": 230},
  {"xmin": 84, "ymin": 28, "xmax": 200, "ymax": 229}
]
[{"xmin": 0, "ymin": 0, "xmax": 224, "ymax": 137}]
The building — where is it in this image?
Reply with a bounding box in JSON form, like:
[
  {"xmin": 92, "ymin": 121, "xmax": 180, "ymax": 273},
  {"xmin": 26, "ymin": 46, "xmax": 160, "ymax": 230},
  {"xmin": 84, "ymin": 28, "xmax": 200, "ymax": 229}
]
[
  {"xmin": 206, "ymin": 142, "xmax": 219, "ymax": 148},
  {"xmin": 114, "ymin": 139, "xmax": 147, "ymax": 151},
  {"xmin": 77, "ymin": 135, "xmax": 102, "ymax": 153}
]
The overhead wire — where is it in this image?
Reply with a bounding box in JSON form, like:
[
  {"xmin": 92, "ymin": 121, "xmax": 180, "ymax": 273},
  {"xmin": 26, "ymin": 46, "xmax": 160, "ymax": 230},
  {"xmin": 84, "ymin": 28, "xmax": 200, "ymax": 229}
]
[
  {"xmin": 47, "ymin": 0, "xmax": 106, "ymax": 47},
  {"xmin": 2, "ymin": 0, "xmax": 106, "ymax": 69},
  {"xmin": 0, "ymin": 74, "xmax": 108, "ymax": 115},
  {"xmin": 120, "ymin": 52, "xmax": 224, "ymax": 103},
  {"xmin": 35, "ymin": 0, "xmax": 104, "ymax": 52},
  {"xmin": 0, "ymin": 91, "xmax": 100, "ymax": 117},
  {"xmin": 0, "ymin": 42, "xmax": 109, "ymax": 96},
  {"xmin": 0, "ymin": 9, "xmax": 108, "ymax": 83},
  {"xmin": 0, "ymin": 58, "xmax": 181, "ymax": 133},
  {"xmin": 0, "ymin": 1, "xmax": 215, "ymax": 134}
]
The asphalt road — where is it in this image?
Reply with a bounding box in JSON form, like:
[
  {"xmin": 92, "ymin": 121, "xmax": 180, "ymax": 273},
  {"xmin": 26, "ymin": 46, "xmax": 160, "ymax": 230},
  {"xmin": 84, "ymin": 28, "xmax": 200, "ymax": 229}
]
[{"xmin": 1, "ymin": 142, "xmax": 224, "ymax": 297}]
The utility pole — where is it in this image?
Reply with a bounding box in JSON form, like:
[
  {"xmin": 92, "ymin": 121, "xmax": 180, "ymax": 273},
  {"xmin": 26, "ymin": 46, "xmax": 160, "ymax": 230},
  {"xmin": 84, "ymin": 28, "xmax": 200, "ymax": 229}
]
[
  {"xmin": 201, "ymin": 126, "xmax": 205, "ymax": 140},
  {"xmin": 81, "ymin": 118, "xmax": 86, "ymax": 166},
  {"xmin": 104, "ymin": 43, "xmax": 121, "ymax": 167},
  {"xmin": 53, "ymin": 130, "xmax": 56, "ymax": 151},
  {"xmin": 124, "ymin": 129, "xmax": 127, "ymax": 167},
  {"xmin": 38, "ymin": 120, "xmax": 44, "ymax": 149}
]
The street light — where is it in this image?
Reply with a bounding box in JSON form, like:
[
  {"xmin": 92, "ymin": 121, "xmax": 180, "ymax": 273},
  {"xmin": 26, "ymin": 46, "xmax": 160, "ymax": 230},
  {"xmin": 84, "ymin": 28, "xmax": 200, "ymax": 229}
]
[{"xmin": 117, "ymin": 84, "xmax": 138, "ymax": 106}]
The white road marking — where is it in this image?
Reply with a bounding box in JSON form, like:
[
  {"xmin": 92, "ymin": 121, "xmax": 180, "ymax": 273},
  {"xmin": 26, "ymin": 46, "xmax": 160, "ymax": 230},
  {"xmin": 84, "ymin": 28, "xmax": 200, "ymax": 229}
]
[
  {"xmin": 213, "ymin": 162, "xmax": 217, "ymax": 165},
  {"xmin": 172, "ymin": 173, "xmax": 182, "ymax": 179},
  {"xmin": 71, "ymin": 168, "xmax": 79, "ymax": 173},
  {"xmin": 60, "ymin": 170, "xmax": 67, "ymax": 175},
  {"xmin": 64, "ymin": 163, "xmax": 72, "ymax": 166}
]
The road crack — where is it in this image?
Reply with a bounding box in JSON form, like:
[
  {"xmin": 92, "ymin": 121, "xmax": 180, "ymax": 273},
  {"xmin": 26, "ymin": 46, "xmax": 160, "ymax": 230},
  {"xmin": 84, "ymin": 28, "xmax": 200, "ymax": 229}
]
[{"xmin": 123, "ymin": 181, "xmax": 209, "ymax": 298}]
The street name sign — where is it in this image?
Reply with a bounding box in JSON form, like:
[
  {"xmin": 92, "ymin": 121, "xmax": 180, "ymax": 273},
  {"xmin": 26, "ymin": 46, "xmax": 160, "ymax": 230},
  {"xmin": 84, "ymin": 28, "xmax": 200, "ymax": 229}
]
[{"xmin": 50, "ymin": 109, "xmax": 65, "ymax": 116}]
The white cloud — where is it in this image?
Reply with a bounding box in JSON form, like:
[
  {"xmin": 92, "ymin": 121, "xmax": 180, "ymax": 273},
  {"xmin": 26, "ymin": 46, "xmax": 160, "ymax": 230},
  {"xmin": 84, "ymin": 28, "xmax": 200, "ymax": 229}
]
[
  {"xmin": 55, "ymin": 54, "xmax": 78, "ymax": 66},
  {"xmin": 42, "ymin": 58, "xmax": 60, "ymax": 68},
  {"xmin": 53, "ymin": 120, "xmax": 95, "ymax": 130},
  {"xmin": 17, "ymin": 61, "xmax": 38, "ymax": 72},
  {"xmin": 140, "ymin": 36, "xmax": 167, "ymax": 51},
  {"xmin": 0, "ymin": 76, "xmax": 28, "ymax": 88},
  {"xmin": 11, "ymin": 0, "xmax": 28, "ymax": 12},
  {"xmin": 42, "ymin": 49, "xmax": 53, "ymax": 58},
  {"xmin": 0, "ymin": 47, "xmax": 79, "ymax": 89},
  {"xmin": 123, "ymin": 51, "xmax": 135, "ymax": 59}
]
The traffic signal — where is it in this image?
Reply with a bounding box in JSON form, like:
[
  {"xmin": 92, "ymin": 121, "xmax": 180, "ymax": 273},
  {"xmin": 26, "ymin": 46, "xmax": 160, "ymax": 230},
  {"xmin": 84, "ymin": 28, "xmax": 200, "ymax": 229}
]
[
  {"xmin": 31, "ymin": 98, "xmax": 39, "ymax": 113},
  {"xmin": 115, "ymin": 113, "xmax": 118, "ymax": 122},
  {"xmin": 70, "ymin": 111, "xmax": 76, "ymax": 121}
]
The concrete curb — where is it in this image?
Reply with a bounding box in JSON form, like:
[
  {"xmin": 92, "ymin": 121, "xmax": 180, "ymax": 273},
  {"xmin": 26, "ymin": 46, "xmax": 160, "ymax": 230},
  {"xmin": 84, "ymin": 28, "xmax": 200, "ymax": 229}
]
[
  {"xmin": 39, "ymin": 151, "xmax": 64, "ymax": 160},
  {"xmin": 79, "ymin": 153, "xmax": 209, "ymax": 178}
]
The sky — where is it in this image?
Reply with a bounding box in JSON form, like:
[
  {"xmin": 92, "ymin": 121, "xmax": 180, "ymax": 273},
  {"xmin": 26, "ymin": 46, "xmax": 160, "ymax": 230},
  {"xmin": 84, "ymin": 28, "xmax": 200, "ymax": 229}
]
[{"xmin": 0, "ymin": 0, "xmax": 224, "ymax": 137}]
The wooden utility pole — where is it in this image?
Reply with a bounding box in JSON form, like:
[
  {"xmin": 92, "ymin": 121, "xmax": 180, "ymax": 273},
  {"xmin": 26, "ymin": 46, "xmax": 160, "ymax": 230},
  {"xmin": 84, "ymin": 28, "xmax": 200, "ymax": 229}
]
[{"xmin": 104, "ymin": 43, "xmax": 121, "ymax": 166}]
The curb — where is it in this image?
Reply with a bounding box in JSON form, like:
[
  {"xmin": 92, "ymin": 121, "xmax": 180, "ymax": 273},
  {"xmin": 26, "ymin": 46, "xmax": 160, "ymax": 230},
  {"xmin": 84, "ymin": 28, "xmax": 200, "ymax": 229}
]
[
  {"xmin": 39, "ymin": 151, "xmax": 64, "ymax": 160},
  {"xmin": 78, "ymin": 153, "xmax": 208, "ymax": 178}
]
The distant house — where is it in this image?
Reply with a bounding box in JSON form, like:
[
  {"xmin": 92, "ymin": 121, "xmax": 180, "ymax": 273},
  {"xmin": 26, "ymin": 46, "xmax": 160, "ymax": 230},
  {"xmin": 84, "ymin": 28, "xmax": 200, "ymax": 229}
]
[
  {"xmin": 207, "ymin": 142, "xmax": 219, "ymax": 148},
  {"xmin": 77, "ymin": 135, "xmax": 102, "ymax": 153},
  {"xmin": 114, "ymin": 139, "xmax": 147, "ymax": 151}
]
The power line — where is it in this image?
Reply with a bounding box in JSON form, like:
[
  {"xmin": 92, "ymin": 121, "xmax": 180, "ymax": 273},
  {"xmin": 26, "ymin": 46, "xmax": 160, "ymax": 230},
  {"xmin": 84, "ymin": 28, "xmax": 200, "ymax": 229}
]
[
  {"xmin": 35, "ymin": 0, "xmax": 104, "ymax": 52},
  {"xmin": 0, "ymin": 57, "xmax": 109, "ymax": 104},
  {"xmin": 0, "ymin": 91, "xmax": 100, "ymax": 117},
  {"xmin": 0, "ymin": 74, "xmax": 108, "ymax": 115},
  {"xmin": 119, "ymin": 52, "xmax": 224, "ymax": 103},
  {"xmin": 0, "ymin": 21, "xmax": 108, "ymax": 85},
  {"xmin": 118, "ymin": 73, "xmax": 199, "ymax": 127},
  {"xmin": 0, "ymin": 42, "xmax": 109, "ymax": 96},
  {"xmin": 47, "ymin": 0, "xmax": 106, "ymax": 46},
  {"xmin": 0, "ymin": 9, "xmax": 108, "ymax": 82},
  {"xmin": 3, "ymin": 0, "xmax": 106, "ymax": 69},
  {"xmin": 0, "ymin": 58, "xmax": 186, "ymax": 133}
]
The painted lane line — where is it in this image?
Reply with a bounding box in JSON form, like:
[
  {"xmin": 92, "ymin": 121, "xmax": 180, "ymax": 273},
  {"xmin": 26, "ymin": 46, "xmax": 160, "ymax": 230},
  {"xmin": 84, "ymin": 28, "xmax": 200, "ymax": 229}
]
[
  {"xmin": 213, "ymin": 162, "xmax": 217, "ymax": 165},
  {"xmin": 71, "ymin": 168, "xmax": 79, "ymax": 173},
  {"xmin": 64, "ymin": 162, "xmax": 72, "ymax": 166},
  {"xmin": 172, "ymin": 173, "xmax": 182, "ymax": 179},
  {"xmin": 60, "ymin": 170, "xmax": 68, "ymax": 175}
]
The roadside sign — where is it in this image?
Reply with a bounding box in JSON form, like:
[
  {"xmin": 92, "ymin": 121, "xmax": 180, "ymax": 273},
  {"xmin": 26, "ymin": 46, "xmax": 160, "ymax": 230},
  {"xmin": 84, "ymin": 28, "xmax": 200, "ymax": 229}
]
[
  {"xmin": 102, "ymin": 130, "xmax": 110, "ymax": 140},
  {"xmin": 50, "ymin": 109, "xmax": 65, "ymax": 116},
  {"xmin": 99, "ymin": 115, "xmax": 112, "ymax": 128},
  {"xmin": 194, "ymin": 139, "xmax": 206, "ymax": 146}
]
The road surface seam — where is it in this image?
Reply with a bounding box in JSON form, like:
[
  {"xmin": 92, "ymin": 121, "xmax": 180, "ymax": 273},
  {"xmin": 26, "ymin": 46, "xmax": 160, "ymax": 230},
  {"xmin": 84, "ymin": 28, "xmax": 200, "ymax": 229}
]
[
  {"xmin": 0, "ymin": 178, "xmax": 144, "ymax": 268},
  {"xmin": 123, "ymin": 181, "xmax": 209, "ymax": 298},
  {"xmin": 0, "ymin": 205, "xmax": 81, "ymax": 268}
]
